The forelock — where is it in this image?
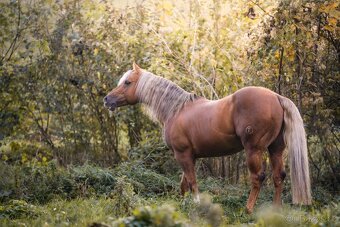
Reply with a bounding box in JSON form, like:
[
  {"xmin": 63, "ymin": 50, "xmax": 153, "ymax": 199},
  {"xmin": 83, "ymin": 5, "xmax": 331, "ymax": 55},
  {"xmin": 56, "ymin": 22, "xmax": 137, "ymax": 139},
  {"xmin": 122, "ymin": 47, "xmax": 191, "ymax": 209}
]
[{"xmin": 118, "ymin": 70, "xmax": 132, "ymax": 86}]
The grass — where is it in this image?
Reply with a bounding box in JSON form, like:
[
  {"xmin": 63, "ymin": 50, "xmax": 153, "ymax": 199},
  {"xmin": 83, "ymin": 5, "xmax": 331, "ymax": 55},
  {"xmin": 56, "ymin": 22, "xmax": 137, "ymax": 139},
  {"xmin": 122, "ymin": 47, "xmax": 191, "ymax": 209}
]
[
  {"xmin": 0, "ymin": 161, "xmax": 339, "ymax": 226},
  {"xmin": 1, "ymin": 193, "xmax": 338, "ymax": 226},
  {"xmin": 0, "ymin": 198, "xmax": 121, "ymax": 226}
]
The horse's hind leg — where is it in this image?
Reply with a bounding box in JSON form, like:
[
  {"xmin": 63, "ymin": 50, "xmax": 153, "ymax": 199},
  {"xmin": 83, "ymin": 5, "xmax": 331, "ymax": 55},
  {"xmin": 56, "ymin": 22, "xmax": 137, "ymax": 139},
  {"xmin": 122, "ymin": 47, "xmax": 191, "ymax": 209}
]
[
  {"xmin": 268, "ymin": 131, "xmax": 286, "ymax": 207},
  {"xmin": 245, "ymin": 149, "xmax": 266, "ymax": 213}
]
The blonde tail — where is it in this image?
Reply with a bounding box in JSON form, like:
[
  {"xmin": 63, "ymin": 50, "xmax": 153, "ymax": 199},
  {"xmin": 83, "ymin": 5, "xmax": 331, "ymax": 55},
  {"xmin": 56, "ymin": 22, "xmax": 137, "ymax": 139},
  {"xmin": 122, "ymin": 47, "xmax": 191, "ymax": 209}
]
[{"xmin": 278, "ymin": 96, "xmax": 311, "ymax": 205}]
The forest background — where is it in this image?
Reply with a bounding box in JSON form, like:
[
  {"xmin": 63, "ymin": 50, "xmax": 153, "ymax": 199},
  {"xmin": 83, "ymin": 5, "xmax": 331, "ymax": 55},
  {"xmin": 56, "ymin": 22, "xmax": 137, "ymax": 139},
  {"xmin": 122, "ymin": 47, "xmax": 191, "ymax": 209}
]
[{"xmin": 0, "ymin": 0, "xmax": 339, "ymax": 226}]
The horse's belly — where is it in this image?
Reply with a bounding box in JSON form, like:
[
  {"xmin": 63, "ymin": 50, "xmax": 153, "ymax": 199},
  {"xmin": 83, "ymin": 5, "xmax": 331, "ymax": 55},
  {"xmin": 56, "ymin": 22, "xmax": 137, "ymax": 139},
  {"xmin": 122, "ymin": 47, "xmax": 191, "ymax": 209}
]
[{"xmin": 193, "ymin": 135, "xmax": 243, "ymax": 158}]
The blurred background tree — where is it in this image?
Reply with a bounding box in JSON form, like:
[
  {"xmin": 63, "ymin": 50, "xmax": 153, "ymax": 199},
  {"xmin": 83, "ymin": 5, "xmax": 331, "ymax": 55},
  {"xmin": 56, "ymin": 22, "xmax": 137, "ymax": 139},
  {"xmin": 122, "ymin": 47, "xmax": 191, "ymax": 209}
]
[{"xmin": 0, "ymin": 0, "xmax": 339, "ymax": 192}]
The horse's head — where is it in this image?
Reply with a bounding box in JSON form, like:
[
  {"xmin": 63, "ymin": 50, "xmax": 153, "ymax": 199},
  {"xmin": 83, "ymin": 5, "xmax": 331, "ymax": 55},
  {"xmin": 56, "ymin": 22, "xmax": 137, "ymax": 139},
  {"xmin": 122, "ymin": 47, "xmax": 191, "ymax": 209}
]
[{"xmin": 103, "ymin": 62, "xmax": 142, "ymax": 111}]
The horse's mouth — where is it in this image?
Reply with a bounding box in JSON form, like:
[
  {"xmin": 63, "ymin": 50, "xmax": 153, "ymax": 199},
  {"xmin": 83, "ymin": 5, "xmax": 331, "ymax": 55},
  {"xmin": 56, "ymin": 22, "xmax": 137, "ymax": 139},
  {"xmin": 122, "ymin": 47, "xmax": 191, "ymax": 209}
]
[{"xmin": 104, "ymin": 103, "xmax": 117, "ymax": 111}]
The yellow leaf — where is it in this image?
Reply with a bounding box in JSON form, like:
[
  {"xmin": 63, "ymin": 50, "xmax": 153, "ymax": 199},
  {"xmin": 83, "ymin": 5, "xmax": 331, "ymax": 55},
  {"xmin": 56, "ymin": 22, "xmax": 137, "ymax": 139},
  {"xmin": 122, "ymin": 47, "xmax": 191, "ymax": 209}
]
[
  {"xmin": 330, "ymin": 10, "xmax": 340, "ymax": 20},
  {"xmin": 94, "ymin": 48, "xmax": 99, "ymax": 56},
  {"xmin": 324, "ymin": 25, "xmax": 334, "ymax": 31},
  {"xmin": 132, "ymin": 209, "xmax": 141, "ymax": 217},
  {"xmin": 274, "ymin": 50, "xmax": 280, "ymax": 60},
  {"xmin": 210, "ymin": 59, "xmax": 217, "ymax": 68},
  {"xmin": 162, "ymin": 1, "xmax": 173, "ymax": 15},
  {"xmin": 2, "ymin": 154, "xmax": 8, "ymax": 161},
  {"xmin": 21, "ymin": 153, "xmax": 28, "ymax": 163},
  {"xmin": 328, "ymin": 17, "xmax": 337, "ymax": 26},
  {"xmin": 320, "ymin": 2, "xmax": 339, "ymax": 13},
  {"xmin": 163, "ymin": 1, "xmax": 172, "ymax": 10},
  {"xmin": 287, "ymin": 51, "xmax": 295, "ymax": 62},
  {"xmin": 82, "ymin": 84, "xmax": 88, "ymax": 90}
]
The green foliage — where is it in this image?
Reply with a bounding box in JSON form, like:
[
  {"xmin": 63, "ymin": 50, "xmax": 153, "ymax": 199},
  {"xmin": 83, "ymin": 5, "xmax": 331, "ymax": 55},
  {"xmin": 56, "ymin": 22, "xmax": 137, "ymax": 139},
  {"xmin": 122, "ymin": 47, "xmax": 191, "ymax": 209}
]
[
  {"xmin": 188, "ymin": 194, "xmax": 224, "ymax": 227},
  {"xmin": 114, "ymin": 161, "xmax": 177, "ymax": 196},
  {"xmin": 128, "ymin": 141, "xmax": 180, "ymax": 175},
  {"xmin": 0, "ymin": 0, "xmax": 338, "ymax": 189},
  {"xmin": 0, "ymin": 160, "xmax": 177, "ymax": 204},
  {"xmin": 0, "ymin": 162, "xmax": 116, "ymax": 203},
  {"xmin": 109, "ymin": 176, "xmax": 141, "ymax": 217},
  {"xmin": 0, "ymin": 197, "xmax": 129, "ymax": 226},
  {"xmin": 0, "ymin": 140, "xmax": 52, "ymax": 165},
  {"xmin": 255, "ymin": 203, "xmax": 339, "ymax": 227},
  {"xmin": 112, "ymin": 205, "xmax": 183, "ymax": 227},
  {"xmin": 0, "ymin": 0, "xmax": 339, "ymax": 225},
  {"xmin": 0, "ymin": 200, "xmax": 40, "ymax": 219},
  {"xmin": 0, "ymin": 162, "xmax": 339, "ymax": 226},
  {"xmin": 70, "ymin": 164, "xmax": 117, "ymax": 196}
]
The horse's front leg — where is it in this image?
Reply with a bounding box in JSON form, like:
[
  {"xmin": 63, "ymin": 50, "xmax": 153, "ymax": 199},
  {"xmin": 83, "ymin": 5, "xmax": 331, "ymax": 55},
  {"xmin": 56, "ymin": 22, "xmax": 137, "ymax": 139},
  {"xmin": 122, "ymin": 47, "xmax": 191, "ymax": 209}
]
[
  {"xmin": 180, "ymin": 172, "xmax": 189, "ymax": 196},
  {"xmin": 175, "ymin": 150, "xmax": 200, "ymax": 203}
]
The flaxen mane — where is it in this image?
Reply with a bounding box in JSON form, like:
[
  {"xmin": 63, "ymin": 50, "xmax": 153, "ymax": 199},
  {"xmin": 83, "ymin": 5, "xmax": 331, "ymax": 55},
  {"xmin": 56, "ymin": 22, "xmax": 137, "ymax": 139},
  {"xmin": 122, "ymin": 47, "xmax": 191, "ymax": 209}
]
[{"xmin": 136, "ymin": 72, "xmax": 197, "ymax": 123}]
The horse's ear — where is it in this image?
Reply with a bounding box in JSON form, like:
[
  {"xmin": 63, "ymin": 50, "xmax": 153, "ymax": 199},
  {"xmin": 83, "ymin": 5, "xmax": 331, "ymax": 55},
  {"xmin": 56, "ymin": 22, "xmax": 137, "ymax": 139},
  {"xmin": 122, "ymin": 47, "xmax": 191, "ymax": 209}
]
[{"xmin": 133, "ymin": 62, "xmax": 141, "ymax": 72}]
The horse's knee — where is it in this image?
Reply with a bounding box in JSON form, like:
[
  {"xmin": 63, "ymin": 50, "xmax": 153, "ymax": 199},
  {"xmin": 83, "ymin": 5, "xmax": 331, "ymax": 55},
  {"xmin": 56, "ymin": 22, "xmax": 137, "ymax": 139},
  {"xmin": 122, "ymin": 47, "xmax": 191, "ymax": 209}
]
[
  {"xmin": 273, "ymin": 171, "xmax": 286, "ymax": 187},
  {"xmin": 259, "ymin": 172, "xmax": 266, "ymax": 183},
  {"xmin": 250, "ymin": 173, "xmax": 265, "ymax": 189},
  {"xmin": 280, "ymin": 170, "xmax": 286, "ymax": 180}
]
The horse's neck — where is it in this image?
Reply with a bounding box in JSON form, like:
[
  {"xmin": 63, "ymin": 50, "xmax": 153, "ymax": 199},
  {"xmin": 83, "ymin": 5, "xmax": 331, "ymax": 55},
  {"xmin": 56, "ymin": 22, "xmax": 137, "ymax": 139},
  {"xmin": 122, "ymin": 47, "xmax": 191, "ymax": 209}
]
[{"xmin": 137, "ymin": 74, "xmax": 196, "ymax": 124}]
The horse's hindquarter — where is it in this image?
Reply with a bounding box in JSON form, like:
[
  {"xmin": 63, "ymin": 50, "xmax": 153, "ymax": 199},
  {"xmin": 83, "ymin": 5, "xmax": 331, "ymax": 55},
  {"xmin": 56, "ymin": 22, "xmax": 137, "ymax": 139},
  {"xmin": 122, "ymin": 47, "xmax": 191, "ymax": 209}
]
[
  {"xmin": 232, "ymin": 87, "xmax": 284, "ymax": 149},
  {"xmin": 168, "ymin": 97, "xmax": 243, "ymax": 158}
]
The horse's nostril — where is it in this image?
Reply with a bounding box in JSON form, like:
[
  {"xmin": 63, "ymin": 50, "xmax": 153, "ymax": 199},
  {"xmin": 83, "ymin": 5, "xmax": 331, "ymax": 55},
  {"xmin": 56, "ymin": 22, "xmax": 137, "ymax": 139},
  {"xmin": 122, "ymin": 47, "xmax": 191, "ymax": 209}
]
[{"xmin": 104, "ymin": 96, "xmax": 108, "ymax": 103}]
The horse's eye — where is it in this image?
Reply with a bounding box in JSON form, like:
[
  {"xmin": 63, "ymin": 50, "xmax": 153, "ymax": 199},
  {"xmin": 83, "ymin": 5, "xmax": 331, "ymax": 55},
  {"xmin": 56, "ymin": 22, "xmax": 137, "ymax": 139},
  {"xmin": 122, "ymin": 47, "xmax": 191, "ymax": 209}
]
[{"xmin": 124, "ymin": 80, "xmax": 131, "ymax": 85}]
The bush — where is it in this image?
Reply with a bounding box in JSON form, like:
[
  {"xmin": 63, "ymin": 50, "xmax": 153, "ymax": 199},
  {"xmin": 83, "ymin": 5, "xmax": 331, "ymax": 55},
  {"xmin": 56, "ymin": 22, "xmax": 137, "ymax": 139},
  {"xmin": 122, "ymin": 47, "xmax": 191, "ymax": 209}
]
[
  {"xmin": 129, "ymin": 142, "xmax": 180, "ymax": 176},
  {"xmin": 191, "ymin": 194, "xmax": 224, "ymax": 227},
  {"xmin": 70, "ymin": 164, "xmax": 116, "ymax": 196},
  {"xmin": 114, "ymin": 161, "xmax": 177, "ymax": 196},
  {"xmin": 0, "ymin": 200, "xmax": 40, "ymax": 219},
  {"xmin": 0, "ymin": 160, "xmax": 177, "ymax": 204},
  {"xmin": 0, "ymin": 140, "xmax": 52, "ymax": 165},
  {"xmin": 109, "ymin": 176, "xmax": 142, "ymax": 217},
  {"xmin": 0, "ymin": 161, "xmax": 77, "ymax": 203},
  {"xmin": 254, "ymin": 203, "xmax": 340, "ymax": 227},
  {"xmin": 0, "ymin": 161, "xmax": 117, "ymax": 203},
  {"xmin": 111, "ymin": 205, "xmax": 184, "ymax": 227}
]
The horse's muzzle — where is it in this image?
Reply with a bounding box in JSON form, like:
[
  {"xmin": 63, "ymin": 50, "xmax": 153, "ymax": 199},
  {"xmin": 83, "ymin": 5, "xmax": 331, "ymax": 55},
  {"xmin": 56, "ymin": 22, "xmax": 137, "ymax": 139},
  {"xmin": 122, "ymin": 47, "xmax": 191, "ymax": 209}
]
[{"xmin": 103, "ymin": 96, "xmax": 117, "ymax": 111}]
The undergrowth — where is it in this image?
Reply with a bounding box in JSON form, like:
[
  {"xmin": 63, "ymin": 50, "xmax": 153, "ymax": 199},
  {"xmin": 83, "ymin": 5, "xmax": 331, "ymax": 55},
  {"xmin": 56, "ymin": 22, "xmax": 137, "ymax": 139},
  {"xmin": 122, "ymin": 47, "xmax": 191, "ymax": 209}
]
[
  {"xmin": 0, "ymin": 160, "xmax": 339, "ymax": 226},
  {"xmin": 0, "ymin": 160, "xmax": 176, "ymax": 204}
]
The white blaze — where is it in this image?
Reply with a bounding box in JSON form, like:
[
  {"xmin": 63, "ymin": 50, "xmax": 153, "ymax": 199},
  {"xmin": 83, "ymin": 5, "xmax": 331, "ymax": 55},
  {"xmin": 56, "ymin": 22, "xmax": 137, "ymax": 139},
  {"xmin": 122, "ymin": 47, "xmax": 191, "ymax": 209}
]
[{"xmin": 118, "ymin": 70, "xmax": 132, "ymax": 86}]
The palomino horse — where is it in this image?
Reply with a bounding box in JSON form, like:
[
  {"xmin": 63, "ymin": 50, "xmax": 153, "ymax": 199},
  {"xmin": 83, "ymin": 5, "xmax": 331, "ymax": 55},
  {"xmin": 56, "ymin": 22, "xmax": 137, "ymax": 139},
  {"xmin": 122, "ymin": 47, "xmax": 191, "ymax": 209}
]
[{"xmin": 104, "ymin": 63, "xmax": 311, "ymax": 213}]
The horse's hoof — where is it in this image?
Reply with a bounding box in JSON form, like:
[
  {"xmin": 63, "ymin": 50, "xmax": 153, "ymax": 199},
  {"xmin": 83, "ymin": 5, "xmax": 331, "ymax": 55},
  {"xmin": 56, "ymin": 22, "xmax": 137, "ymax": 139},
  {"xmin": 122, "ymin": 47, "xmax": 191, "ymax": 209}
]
[{"xmin": 193, "ymin": 194, "xmax": 200, "ymax": 203}]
